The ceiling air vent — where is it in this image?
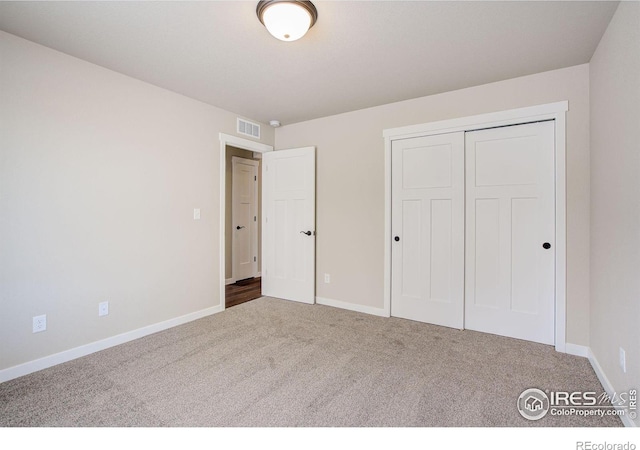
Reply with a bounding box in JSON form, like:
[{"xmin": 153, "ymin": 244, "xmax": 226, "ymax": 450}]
[{"xmin": 237, "ymin": 118, "xmax": 261, "ymax": 139}]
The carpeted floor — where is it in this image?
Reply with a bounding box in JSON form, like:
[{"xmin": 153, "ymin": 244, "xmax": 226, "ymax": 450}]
[{"xmin": 0, "ymin": 297, "xmax": 621, "ymax": 427}]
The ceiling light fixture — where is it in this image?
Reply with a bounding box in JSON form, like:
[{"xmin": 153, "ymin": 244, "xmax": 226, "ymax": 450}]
[{"xmin": 256, "ymin": 0, "xmax": 318, "ymax": 42}]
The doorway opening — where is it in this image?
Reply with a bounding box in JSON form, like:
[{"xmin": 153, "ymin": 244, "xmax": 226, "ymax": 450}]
[
  {"xmin": 225, "ymin": 149, "xmax": 262, "ymax": 308},
  {"xmin": 219, "ymin": 134, "xmax": 273, "ymax": 310}
]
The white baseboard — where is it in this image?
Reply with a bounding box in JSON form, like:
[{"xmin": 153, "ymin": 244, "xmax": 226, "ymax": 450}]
[
  {"xmin": 0, "ymin": 303, "xmax": 224, "ymax": 384},
  {"xmin": 316, "ymin": 296, "xmax": 388, "ymax": 317},
  {"xmin": 588, "ymin": 348, "xmax": 637, "ymax": 427},
  {"xmin": 564, "ymin": 343, "xmax": 589, "ymax": 357}
]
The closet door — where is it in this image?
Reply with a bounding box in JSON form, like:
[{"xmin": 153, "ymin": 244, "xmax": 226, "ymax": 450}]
[
  {"xmin": 391, "ymin": 132, "xmax": 464, "ymax": 329},
  {"xmin": 465, "ymin": 121, "xmax": 555, "ymax": 345}
]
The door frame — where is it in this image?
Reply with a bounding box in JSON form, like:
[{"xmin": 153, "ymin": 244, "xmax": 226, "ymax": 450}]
[
  {"xmin": 231, "ymin": 156, "xmax": 260, "ymax": 282},
  {"xmin": 382, "ymin": 101, "xmax": 568, "ymax": 353},
  {"xmin": 219, "ymin": 133, "xmax": 273, "ymax": 311}
]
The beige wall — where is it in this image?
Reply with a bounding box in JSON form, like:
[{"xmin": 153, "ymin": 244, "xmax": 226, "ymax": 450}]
[
  {"xmin": 0, "ymin": 31, "xmax": 274, "ymax": 371},
  {"xmin": 225, "ymin": 146, "xmax": 261, "ymax": 280},
  {"xmin": 275, "ymin": 64, "xmax": 591, "ymax": 346},
  {"xmin": 589, "ymin": 2, "xmax": 640, "ymax": 426}
]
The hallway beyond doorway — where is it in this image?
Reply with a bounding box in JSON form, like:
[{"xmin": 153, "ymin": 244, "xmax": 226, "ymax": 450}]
[{"xmin": 226, "ymin": 277, "xmax": 261, "ymax": 309}]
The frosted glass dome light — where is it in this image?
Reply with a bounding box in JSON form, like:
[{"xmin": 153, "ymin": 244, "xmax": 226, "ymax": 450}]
[{"xmin": 257, "ymin": 1, "xmax": 318, "ymax": 42}]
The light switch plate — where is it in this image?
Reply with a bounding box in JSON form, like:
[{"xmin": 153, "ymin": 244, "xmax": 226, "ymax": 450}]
[{"xmin": 193, "ymin": 208, "xmax": 201, "ymax": 220}]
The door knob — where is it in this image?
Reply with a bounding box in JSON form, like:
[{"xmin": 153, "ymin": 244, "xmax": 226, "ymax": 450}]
[
  {"xmin": 542, "ymin": 242, "xmax": 551, "ymax": 249},
  {"xmin": 300, "ymin": 230, "xmax": 312, "ymax": 236},
  {"xmin": 236, "ymin": 226, "xmax": 245, "ymax": 230},
  {"xmin": 394, "ymin": 236, "xmax": 400, "ymax": 242}
]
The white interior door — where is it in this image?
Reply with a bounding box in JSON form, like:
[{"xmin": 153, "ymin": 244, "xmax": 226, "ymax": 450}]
[
  {"xmin": 465, "ymin": 121, "xmax": 555, "ymax": 345},
  {"xmin": 262, "ymin": 147, "xmax": 315, "ymax": 304},
  {"xmin": 391, "ymin": 132, "xmax": 465, "ymax": 329},
  {"xmin": 232, "ymin": 157, "xmax": 259, "ymax": 281}
]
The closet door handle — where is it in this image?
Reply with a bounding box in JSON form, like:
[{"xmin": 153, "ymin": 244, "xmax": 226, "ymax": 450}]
[
  {"xmin": 542, "ymin": 242, "xmax": 551, "ymax": 249},
  {"xmin": 236, "ymin": 226, "xmax": 245, "ymax": 230},
  {"xmin": 300, "ymin": 230, "xmax": 312, "ymax": 236}
]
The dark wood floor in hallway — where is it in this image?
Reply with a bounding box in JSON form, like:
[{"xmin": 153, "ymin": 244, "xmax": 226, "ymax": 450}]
[{"xmin": 225, "ymin": 277, "xmax": 261, "ymax": 309}]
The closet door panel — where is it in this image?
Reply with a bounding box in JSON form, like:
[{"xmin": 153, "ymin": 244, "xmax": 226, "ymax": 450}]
[
  {"xmin": 465, "ymin": 121, "xmax": 555, "ymax": 345},
  {"xmin": 391, "ymin": 133, "xmax": 464, "ymax": 329}
]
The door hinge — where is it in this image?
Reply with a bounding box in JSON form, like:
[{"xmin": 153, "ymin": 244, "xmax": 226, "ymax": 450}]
[
  {"xmin": 254, "ymin": 176, "xmax": 257, "ymax": 181},
  {"xmin": 254, "ymin": 256, "xmax": 256, "ymax": 262},
  {"xmin": 254, "ymin": 216, "xmax": 257, "ymax": 222}
]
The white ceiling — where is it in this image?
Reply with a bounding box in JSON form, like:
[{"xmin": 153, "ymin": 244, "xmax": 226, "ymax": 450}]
[{"xmin": 0, "ymin": 1, "xmax": 618, "ymax": 125}]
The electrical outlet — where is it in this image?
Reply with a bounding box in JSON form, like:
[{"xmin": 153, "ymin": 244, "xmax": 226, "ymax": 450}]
[
  {"xmin": 32, "ymin": 314, "xmax": 46, "ymax": 333},
  {"xmin": 99, "ymin": 301, "xmax": 109, "ymax": 317},
  {"xmin": 324, "ymin": 273, "xmax": 331, "ymax": 284},
  {"xmin": 620, "ymin": 347, "xmax": 627, "ymax": 373}
]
